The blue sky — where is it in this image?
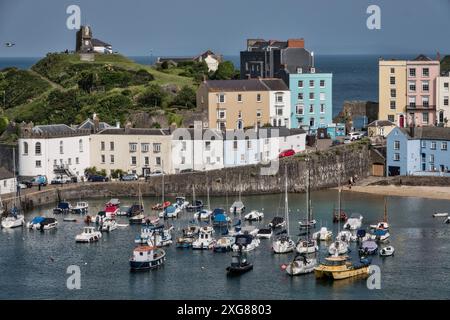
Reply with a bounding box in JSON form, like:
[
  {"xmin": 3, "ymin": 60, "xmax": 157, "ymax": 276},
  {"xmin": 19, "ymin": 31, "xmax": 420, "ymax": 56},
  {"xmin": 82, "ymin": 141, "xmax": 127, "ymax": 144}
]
[{"xmin": 0, "ymin": 0, "xmax": 449, "ymax": 57}]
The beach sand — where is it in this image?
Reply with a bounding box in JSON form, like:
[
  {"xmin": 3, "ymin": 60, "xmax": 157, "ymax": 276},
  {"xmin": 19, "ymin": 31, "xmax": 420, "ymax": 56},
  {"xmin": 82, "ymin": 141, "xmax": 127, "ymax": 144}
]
[{"xmin": 346, "ymin": 185, "xmax": 450, "ymax": 200}]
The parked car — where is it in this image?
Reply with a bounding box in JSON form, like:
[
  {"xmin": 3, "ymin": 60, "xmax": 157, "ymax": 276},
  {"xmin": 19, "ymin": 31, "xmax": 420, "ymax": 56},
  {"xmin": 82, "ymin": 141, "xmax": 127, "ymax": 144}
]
[
  {"xmin": 121, "ymin": 173, "xmax": 138, "ymax": 181},
  {"xmin": 31, "ymin": 175, "xmax": 48, "ymax": 186},
  {"xmin": 344, "ymin": 137, "xmax": 352, "ymax": 144},
  {"xmin": 20, "ymin": 180, "xmax": 33, "ymax": 188},
  {"xmin": 279, "ymin": 149, "xmax": 296, "ymax": 158},
  {"xmin": 87, "ymin": 175, "xmax": 108, "ymax": 182},
  {"xmin": 348, "ymin": 132, "xmax": 363, "ymax": 141},
  {"xmin": 51, "ymin": 176, "xmax": 72, "ymax": 185}
]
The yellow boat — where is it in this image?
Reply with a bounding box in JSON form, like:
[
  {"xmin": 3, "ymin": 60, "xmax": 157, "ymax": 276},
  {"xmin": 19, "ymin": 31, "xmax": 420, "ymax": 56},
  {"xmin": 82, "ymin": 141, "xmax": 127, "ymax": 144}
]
[{"xmin": 314, "ymin": 255, "xmax": 370, "ymax": 280}]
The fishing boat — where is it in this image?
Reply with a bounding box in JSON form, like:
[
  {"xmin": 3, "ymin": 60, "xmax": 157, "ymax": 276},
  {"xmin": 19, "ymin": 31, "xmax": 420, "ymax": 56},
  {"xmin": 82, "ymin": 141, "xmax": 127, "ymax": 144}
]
[
  {"xmin": 343, "ymin": 213, "xmax": 363, "ymax": 230},
  {"xmin": 232, "ymin": 233, "xmax": 260, "ymax": 252},
  {"xmin": 100, "ymin": 217, "xmax": 117, "ymax": 232},
  {"xmin": 75, "ymin": 226, "xmax": 102, "ymax": 243},
  {"xmin": 328, "ymin": 240, "xmax": 349, "ymax": 255},
  {"xmin": 314, "ymin": 255, "xmax": 371, "ymax": 280},
  {"xmin": 256, "ymin": 228, "xmax": 273, "ymax": 239},
  {"xmin": 285, "ymin": 253, "xmax": 317, "ymax": 276},
  {"xmin": 433, "ymin": 212, "xmax": 448, "ymax": 218},
  {"xmin": 229, "ymin": 174, "xmax": 245, "ymax": 214},
  {"xmin": 244, "ymin": 210, "xmax": 264, "ymax": 221},
  {"xmin": 175, "ymin": 196, "xmax": 189, "ymax": 209},
  {"xmin": 268, "ymin": 216, "xmax": 286, "ymax": 229},
  {"xmin": 359, "ymin": 240, "xmax": 378, "ymax": 255},
  {"xmin": 226, "ymin": 245, "xmax": 253, "ymax": 276},
  {"xmin": 212, "ymin": 208, "xmax": 231, "ymax": 227},
  {"xmin": 379, "ymin": 246, "xmax": 395, "ymax": 257},
  {"xmin": 53, "ymin": 201, "xmax": 71, "ymax": 214},
  {"xmin": 192, "ymin": 226, "xmax": 216, "ymax": 250},
  {"xmin": 71, "ymin": 201, "xmax": 88, "ymax": 214},
  {"xmin": 129, "ymin": 245, "xmax": 166, "ymax": 272},
  {"xmin": 1, "ymin": 207, "xmax": 25, "ymax": 229},
  {"xmin": 27, "ymin": 217, "xmax": 58, "ymax": 230},
  {"xmin": 312, "ymin": 227, "xmax": 332, "ymax": 241},
  {"xmin": 214, "ymin": 236, "xmax": 235, "ymax": 252},
  {"xmin": 105, "ymin": 205, "xmax": 119, "ymax": 217},
  {"xmin": 176, "ymin": 236, "xmax": 194, "ymax": 248}
]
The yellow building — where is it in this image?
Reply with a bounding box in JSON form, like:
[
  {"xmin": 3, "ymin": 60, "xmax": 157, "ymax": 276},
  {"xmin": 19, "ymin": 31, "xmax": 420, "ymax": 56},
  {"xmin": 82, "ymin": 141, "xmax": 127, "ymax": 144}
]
[
  {"xmin": 196, "ymin": 79, "xmax": 290, "ymax": 130},
  {"xmin": 378, "ymin": 60, "xmax": 407, "ymax": 126}
]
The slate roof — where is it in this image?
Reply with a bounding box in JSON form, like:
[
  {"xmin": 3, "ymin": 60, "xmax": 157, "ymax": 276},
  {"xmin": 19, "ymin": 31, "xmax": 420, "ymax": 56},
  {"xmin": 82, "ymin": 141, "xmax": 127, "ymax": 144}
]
[
  {"xmin": 224, "ymin": 127, "xmax": 306, "ymax": 140},
  {"xmin": 413, "ymin": 54, "xmax": 433, "ymax": 62},
  {"xmin": 97, "ymin": 128, "xmax": 171, "ymax": 136},
  {"xmin": 32, "ymin": 124, "xmax": 75, "ymax": 135},
  {"xmin": 91, "ymin": 38, "xmax": 111, "ymax": 47},
  {"xmin": 400, "ymin": 127, "xmax": 450, "ymax": 141},
  {"xmin": 367, "ymin": 120, "xmax": 396, "ymax": 128},
  {"xmin": 203, "ymin": 78, "xmax": 288, "ymax": 92},
  {"xmin": 78, "ymin": 118, "xmax": 112, "ymax": 131}
]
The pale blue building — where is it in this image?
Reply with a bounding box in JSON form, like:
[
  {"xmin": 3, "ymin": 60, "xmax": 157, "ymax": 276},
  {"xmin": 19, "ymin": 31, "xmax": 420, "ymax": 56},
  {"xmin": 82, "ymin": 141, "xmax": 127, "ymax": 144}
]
[
  {"xmin": 288, "ymin": 72, "xmax": 333, "ymax": 132},
  {"xmin": 386, "ymin": 127, "xmax": 450, "ymax": 176}
]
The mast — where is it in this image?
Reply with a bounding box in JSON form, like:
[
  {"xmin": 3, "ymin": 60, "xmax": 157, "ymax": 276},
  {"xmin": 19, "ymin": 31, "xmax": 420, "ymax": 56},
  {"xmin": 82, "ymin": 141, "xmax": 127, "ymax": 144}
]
[
  {"xmin": 207, "ymin": 177, "xmax": 210, "ymax": 210},
  {"xmin": 338, "ymin": 187, "xmax": 341, "ymax": 233},
  {"xmin": 384, "ymin": 198, "xmax": 388, "ymax": 222},
  {"xmin": 305, "ymin": 163, "xmax": 310, "ymax": 239},
  {"xmin": 285, "ymin": 165, "xmax": 289, "ymax": 237},
  {"xmin": 161, "ymin": 160, "xmax": 164, "ymax": 204},
  {"xmin": 238, "ymin": 173, "xmax": 242, "ymax": 202},
  {"xmin": 13, "ymin": 146, "xmax": 17, "ymax": 208}
]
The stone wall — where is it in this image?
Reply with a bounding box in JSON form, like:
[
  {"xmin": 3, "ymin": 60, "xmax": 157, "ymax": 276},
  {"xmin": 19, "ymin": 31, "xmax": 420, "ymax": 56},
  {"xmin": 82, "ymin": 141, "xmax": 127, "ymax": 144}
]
[
  {"xmin": 0, "ymin": 143, "xmax": 17, "ymax": 173},
  {"xmin": 2, "ymin": 143, "xmax": 371, "ymax": 210}
]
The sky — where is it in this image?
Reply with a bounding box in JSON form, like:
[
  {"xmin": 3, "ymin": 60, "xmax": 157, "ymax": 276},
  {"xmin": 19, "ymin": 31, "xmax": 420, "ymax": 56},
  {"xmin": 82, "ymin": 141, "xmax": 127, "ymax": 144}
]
[{"xmin": 0, "ymin": 0, "xmax": 449, "ymax": 57}]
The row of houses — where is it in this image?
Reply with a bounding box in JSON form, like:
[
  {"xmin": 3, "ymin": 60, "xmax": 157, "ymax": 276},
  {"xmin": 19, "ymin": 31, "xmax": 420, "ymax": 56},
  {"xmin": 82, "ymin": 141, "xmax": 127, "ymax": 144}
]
[{"xmin": 17, "ymin": 117, "xmax": 306, "ymax": 181}]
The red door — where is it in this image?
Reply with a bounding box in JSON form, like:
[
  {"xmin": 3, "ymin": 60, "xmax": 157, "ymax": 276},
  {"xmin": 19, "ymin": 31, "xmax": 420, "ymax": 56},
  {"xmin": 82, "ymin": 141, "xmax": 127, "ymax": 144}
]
[{"xmin": 399, "ymin": 115, "xmax": 404, "ymax": 128}]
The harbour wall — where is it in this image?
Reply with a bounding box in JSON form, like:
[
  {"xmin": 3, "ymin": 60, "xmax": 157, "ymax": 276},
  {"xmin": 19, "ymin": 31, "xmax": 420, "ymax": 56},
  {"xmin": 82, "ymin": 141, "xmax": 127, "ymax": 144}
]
[{"xmin": 2, "ymin": 143, "xmax": 372, "ymax": 210}]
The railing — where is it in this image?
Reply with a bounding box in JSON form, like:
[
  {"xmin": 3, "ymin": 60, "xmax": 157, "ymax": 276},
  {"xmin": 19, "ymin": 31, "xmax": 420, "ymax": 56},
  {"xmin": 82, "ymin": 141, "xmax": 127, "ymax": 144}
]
[{"xmin": 405, "ymin": 104, "xmax": 436, "ymax": 111}]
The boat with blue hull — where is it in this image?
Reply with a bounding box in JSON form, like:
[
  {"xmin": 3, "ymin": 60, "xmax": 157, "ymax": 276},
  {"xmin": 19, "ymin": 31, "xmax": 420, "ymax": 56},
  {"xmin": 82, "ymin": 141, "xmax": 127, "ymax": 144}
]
[{"xmin": 129, "ymin": 245, "xmax": 166, "ymax": 272}]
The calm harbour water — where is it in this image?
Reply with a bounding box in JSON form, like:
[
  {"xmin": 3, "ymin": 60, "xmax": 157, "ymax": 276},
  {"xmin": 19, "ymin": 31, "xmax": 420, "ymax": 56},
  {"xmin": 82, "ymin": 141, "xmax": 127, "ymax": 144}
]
[{"xmin": 1, "ymin": 190, "xmax": 449, "ymax": 300}]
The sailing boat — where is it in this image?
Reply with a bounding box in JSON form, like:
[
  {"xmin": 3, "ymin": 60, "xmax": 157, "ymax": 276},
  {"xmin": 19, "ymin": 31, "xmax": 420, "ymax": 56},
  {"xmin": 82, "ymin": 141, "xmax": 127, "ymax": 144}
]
[
  {"xmin": 129, "ymin": 184, "xmax": 145, "ymax": 224},
  {"xmin": 296, "ymin": 166, "xmax": 318, "ymax": 254},
  {"xmin": 152, "ymin": 167, "xmax": 170, "ymax": 211},
  {"xmin": 328, "ymin": 188, "xmax": 349, "ymax": 255},
  {"xmin": 272, "ymin": 167, "xmax": 295, "ymax": 254},
  {"xmin": 298, "ymin": 168, "xmax": 316, "ymax": 229},
  {"xmin": 333, "ymin": 186, "xmax": 347, "ymax": 222},
  {"xmin": 370, "ymin": 198, "xmax": 390, "ymax": 242},
  {"xmin": 186, "ymin": 184, "xmax": 203, "ymax": 212},
  {"xmin": 229, "ymin": 173, "xmax": 245, "ymax": 214},
  {"xmin": 194, "ymin": 180, "xmax": 212, "ymax": 220},
  {"xmin": 1, "ymin": 148, "xmax": 25, "ymax": 229}
]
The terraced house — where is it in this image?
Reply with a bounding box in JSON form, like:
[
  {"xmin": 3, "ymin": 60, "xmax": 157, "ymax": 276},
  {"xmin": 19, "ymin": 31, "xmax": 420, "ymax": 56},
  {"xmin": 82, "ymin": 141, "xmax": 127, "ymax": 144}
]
[{"xmin": 196, "ymin": 78, "xmax": 291, "ymax": 130}]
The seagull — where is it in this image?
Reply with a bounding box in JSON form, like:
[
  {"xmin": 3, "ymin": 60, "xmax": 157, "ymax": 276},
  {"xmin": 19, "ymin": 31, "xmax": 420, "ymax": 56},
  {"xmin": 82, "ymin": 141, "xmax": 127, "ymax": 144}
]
[{"xmin": 5, "ymin": 42, "xmax": 15, "ymax": 47}]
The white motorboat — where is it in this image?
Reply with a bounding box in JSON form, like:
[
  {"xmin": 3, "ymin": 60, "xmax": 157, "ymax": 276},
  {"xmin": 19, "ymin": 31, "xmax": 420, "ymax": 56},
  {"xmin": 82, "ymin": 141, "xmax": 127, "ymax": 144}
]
[
  {"xmin": 256, "ymin": 228, "xmax": 273, "ymax": 239},
  {"xmin": 268, "ymin": 216, "xmax": 286, "ymax": 229},
  {"xmin": 181, "ymin": 225, "xmax": 200, "ymax": 237},
  {"xmin": 232, "ymin": 233, "xmax": 260, "ymax": 252},
  {"xmin": 130, "ymin": 213, "xmax": 145, "ymax": 224},
  {"xmin": 285, "ymin": 254, "xmax": 317, "ymax": 276},
  {"xmin": 100, "ymin": 218, "xmax": 117, "ymax": 232},
  {"xmin": 76, "ymin": 226, "xmax": 102, "ymax": 243},
  {"xmin": 27, "ymin": 217, "xmax": 58, "ymax": 230},
  {"xmin": 433, "ymin": 212, "xmax": 448, "ymax": 218},
  {"xmin": 1, "ymin": 208, "xmax": 25, "ymax": 229},
  {"xmin": 213, "ymin": 236, "xmax": 235, "ymax": 252},
  {"xmin": 129, "ymin": 245, "xmax": 166, "ymax": 271},
  {"xmin": 328, "ymin": 240, "xmax": 349, "ymax": 255},
  {"xmin": 371, "ymin": 228, "xmax": 390, "ymax": 242},
  {"xmin": 312, "ymin": 227, "xmax": 332, "ymax": 241},
  {"xmin": 379, "ymin": 246, "xmax": 395, "ymax": 257},
  {"xmin": 343, "ymin": 213, "xmax": 363, "ymax": 230},
  {"xmin": 298, "ymin": 219, "xmax": 317, "ymax": 229},
  {"xmin": 230, "ymin": 201, "xmax": 245, "ymax": 214},
  {"xmin": 175, "ymin": 197, "xmax": 189, "ymax": 209},
  {"xmin": 117, "ymin": 206, "xmax": 130, "ymax": 216},
  {"xmin": 159, "ymin": 204, "xmax": 181, "ymax": 219},
  {"xmin": 244, "ymin": 210, "xmax": 264, "ymax": 221},
  {"xmin": 71, "ymin": 201, "xmax": 89, "ymax": 214},
  {"xmin": 192, "ymin": 226, "xmax": 216, "ymax": 250},
  {"xmin": 336, "ymin": 230, "xmax": 353, "ymax": 243},
  {"xmin": 240, "ymin": 226, "xmax": 259, "ymax": 237},
  {"xmin": 194, "ymin": 209, "xmax": 212, "ymax": 220},
  {"xmin": 296, "ymin": 239, "xmax": 318, "ymax": 254}
]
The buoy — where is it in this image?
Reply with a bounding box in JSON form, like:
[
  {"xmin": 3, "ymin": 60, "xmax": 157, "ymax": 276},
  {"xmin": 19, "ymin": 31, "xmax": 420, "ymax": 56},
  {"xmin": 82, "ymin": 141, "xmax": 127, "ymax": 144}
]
[{"xmin": 280, "ymin": 264, "xmax": 287, "ymax": 270}]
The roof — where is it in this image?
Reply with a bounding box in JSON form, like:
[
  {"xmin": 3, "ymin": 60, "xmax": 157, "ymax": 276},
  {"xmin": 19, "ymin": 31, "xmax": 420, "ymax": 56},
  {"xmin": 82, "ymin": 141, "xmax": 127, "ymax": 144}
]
[
  {"xmin": 399, "ymin": 127, "xmax": 450, "ymax": 141},
  {"xmin": 97, "ymin": 128, "xmax": 171, "ymax": 136},
  {"xmin": 133, "ymin": 245, "xmax": 155, "ymax": 252},
  {"xmin": 203, "ymin": 78, "xmax": 288, "ymax": 92},
  {"xmin": 91, "ymin": 38, "xmax": 111, "ymax": 47},
  {"xmin": 78, "ymin": 118, "xmax": 112, "ymax": 131},
  {"xmin": 413, "ymin": 54, "xmax": 433, "ymax": 61},
  {"xmin": 32, "ymin": 124, "xmax": 75, "ymax": 135},
  {"xmin": 0, "ymin": 167, "xmax": 14, "ymax": 180},
  {"xmin": 367, "ymin": 120, "xmax": 396, "ymax": 128},
  {"xmin": 224, "ymin": 127, "xmax": 306, "ymax": 140}
]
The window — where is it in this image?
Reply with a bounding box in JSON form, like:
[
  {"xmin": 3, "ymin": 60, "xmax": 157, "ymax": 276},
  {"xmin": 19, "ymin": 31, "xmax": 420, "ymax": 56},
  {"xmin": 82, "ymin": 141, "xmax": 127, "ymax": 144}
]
[
  {"xmin": 422, "ymin": 68, "xmax": 429, "ymax": 77},
  {"xmin": 276, "ymin": 107, "xmax": 283, "ymax": 116},
  {"xmin": 256, "ymin": 93, "xmax": 261, "ymax": 102},
  {"xmin": 390, "ymin": 100, "xmax": 396, "ymax": 110},
  {"xmin": 431, "ymin": 141, "xmax": 436, "ymax": 150},
  {"xmin": 429, "ymin": 154, "xmax": 434, "ymax": 163},
  {"xmin": 237, "ymin": 94, "xmax": 242, "ymax": 102},
  {"xmin": 409, "ymin": 68, "xmax": 416, "ymax": 77},
  {"xmin": 441, "ymin": 142, "xmax": 447, "ymax": 151},
  {"xmin": 296, "ymin": 104, "xmax": 304, "ymax": 115},
  {"xmin": 129, "ymin": 143, "xmax": 137, "ymax": 152},
  {"xmin": 309, "ymin": 92, "xmax": 314, "ymax": 100},
  {"xmin": 394, "ymin": 141, "xmax": 400, "ymax": 150},
  {"xmin": 142, "ymin": 143, "xmax": 150, "ymax": 153},
  {"xmin": 237, "ymin": 120, "xmax": 243, "ymax": 129},
  {"xmin": 423, "ymin": 112, "xmax": 429, "ymax": 124},
  {"xmin": 256, "ymin": 109, "xmax": 262, "ymax": 118},
  {"xmin": 240, "ymin": 154, "xmax": 245, "ymax": 162},
  {"xmin": 394, "ymin": 153, "xmax": 400, "ymax": 161},
  {"xmin": 101, "ymin": 155, "xmax": 105, "ymax": 163},
  {"xmin": 319, "ymin": 93, "xmax": 325, "ymax": 101},
  {"xmin": 444, "ymin": 82, "xmax": 449, "ymax": 91},
  {"xmin": 408, "ymin": 81, "xmax": 416, "ymax": 92},
  {"xmin": 153, "ymin": 143, "xmax": 161, "ymax": 153},
  {"xmin": 233, "ymin": 138, "xmax": 238, "ymax": 150},
  {"xmin": 144, "ymin": 157, "xmax": 149, "ymax": 166},
  {"xmin": 206, "ymin": 156, "xmax": 211, "ymax": 164},
  {"xmin": 309, "ymin": 118, "xmax": 315, "ymax": 127},
  {"xmin": 238, "ymin": 111, "xmax": 242, "ymax": 119},
  {"xmin": 68, "ymin": 158, "xmax": 72, "ymax": 165},
  {"xmin": 390, "ymin": 68, "xmax": 395, "ymax": 74},
  {"xmin": 76, "ymin": 157, "xmax": 79, "ymax": 164},
  {"xmin": 422, "ymin": 96, "xmax": 429, "ymax": 107},
  {"xmin": 23, "ymin": 142, "xmax": 28, "ymax": 155},
  {"xmin": 110, "ymin": 142, "xmax": 114, "ymax": 151},
  {"xmin": 79, "ymin": 139, "xmax": 83, "ymax": 152},
  {"xmin": 217, "ymin": 109, "xmax": 226, "ymax": 119},
  {"xmin": 409, "ymin": 96, "xmax": 416, "ymax": 108},
  {"xmin": 421, "ymin": 141, "xmax": 426, "ymax": 148},
  {"xmin": 298, "ymin": 92, "xmax": 304, "ymax": 101},
  {"xmin": 422, "ymin": 81, "xmax": 429, "ymax": 92},
  {"xmin": 390, "ymin": 89, "xmax": 396, "ymax": 98},
  {"xmin": 444, "ymin": 96, "xmax": 449, "ymax": 106},
  {"xmin": 156, "ymin": 157, "xmax": 161, "ymax": 165},
  {"xmin": 388, "ymin": 115, "xmax": 395, "ymax": 122},
  {"xmin": 101, "ymin": 141, "xmax": 105, "ymax": 151},
  {"xmin": 320, "ymin": 104, "xmax": 325, "ymax": 113},
  {"xmin": 309, "ymin": 80, "xmax": 314, "ymax": 88},
  {"xmin": 131, "ymin": 156, "xmax": 137, "ymax": 166},
  {"xmin": 320, "ymin": 80, "xmax": 325, "ymax": 87},
  {"xmin": 205, "ymin": 141, "xmax": 211, "ymax": 151},
  {"xmin": 309, "ymin": 104, "xmax": 314, "ymax": 113},
  {"xmin": 298, "ymin": 80, "xmax": 303, "ymax": 88},
  {"xmin": 218, "ymin": 93, "xmax": 225, "ymax": 103},
  {"xmin": 59, "ymin": 141, "xmax": 64, "ymax": 154},
  {"xmin": 390, "ymin": 77, "xmax": 395, "ymax": 85},
  {"xmin": 35, "ymin": 160, "xmax": 41, "ymax": 168},
  {"xmin": 276, "ymin": 93, "xmax": 283, "ymax": 103},
  {"xmin": 246, "ymin": 138, "xmax": 252, "ymax": 149}
]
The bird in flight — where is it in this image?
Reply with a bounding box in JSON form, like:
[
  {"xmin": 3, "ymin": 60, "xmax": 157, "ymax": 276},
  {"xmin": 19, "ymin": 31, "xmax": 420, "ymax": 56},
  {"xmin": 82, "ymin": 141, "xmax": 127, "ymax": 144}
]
[{"xmin": 5, "ymin": 42, "xmax": 15, "ymax": 47}]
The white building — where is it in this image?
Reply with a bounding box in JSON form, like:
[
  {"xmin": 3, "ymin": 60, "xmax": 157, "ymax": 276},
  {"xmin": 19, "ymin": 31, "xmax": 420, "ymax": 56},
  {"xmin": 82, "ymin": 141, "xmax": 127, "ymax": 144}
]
[
  {"xmin": 268, "ymin": 86, "xmax": 291, "ymax": 128},
  {"xmin": 91, "ymin": 38, "xmax": 113, "ymax": 54},
  {"xmin": 18, "ymin": 124, "xmax": 91, "ymax": 181},
  {"xmin": 437, "ymin": 75, "xmax": 450, "ymax": 126},
  {"xmin": 195, "ymin": 50, "xmax": 222, "ymax": 72},
  {"xmin": 0, "ymin": 167, "xmax": 16, "ymax": 195}
]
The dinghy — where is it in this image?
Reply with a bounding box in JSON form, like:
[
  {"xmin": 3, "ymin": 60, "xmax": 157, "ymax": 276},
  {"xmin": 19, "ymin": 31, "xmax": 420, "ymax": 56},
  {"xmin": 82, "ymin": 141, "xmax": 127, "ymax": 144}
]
[
  {"xmin": 244, "ymin": 210, "xmax": 264, "ymax": 221},
  {"xmin": 379, "ymin": 246, "xmax": 395, "ymax": 257}
]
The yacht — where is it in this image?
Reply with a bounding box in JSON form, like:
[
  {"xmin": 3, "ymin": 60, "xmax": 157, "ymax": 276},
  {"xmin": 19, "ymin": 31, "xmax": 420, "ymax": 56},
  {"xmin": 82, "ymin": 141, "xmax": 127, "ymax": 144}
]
[
  {"xmin": 312, "ymin": 227, "xmax": 332, "ymax": 241},
  {"xmin": 214, "ymin": 236, "xmax": 235, "ymax": 252},
  {"xmin": 285, "ymin": 253, "xmax": 317, "ymax": 276},
  {"xmin": 343, "ymin": 213, "xmax": 363, "ymax": 230},
  {"xmin": 229, "ymin": 174, "xmax": 245, "ymax": 214},
  {"xmin": 1, "ymin": 207, "xmax": 24, "ymax": 229},
  {"xmin": 268, "ymin": 216, "xmax": 285, "ymax": 229},
  {"xmin": 100, "ymin": 218, "xmax": 117, "ymax": 232},
  {"xmin": 76, "ymin": 227, "xmax": 102, "ymax": 243},
  {"xmin": 244, "ymin": 210, "xmax": 264, "ymax": 221},
  {"xmin": 53, "ymin": 201, "xmax": 72, "ymax": 214},
  {"xmin": 129, "ymin": 245, "xmax": 166, "ymax": 272},
  {"xmin": 175, "ymin": 196, "xmax": 189, "ymax": 209},
  {"xmin": 71, "ymin": 202, "xmax": 88, "ymax": 214},
  {"xmin": 192, "ymin": 226, "xmax": 216, "ymax": 250},
  {"xmin": 256, "ymin": 228, "xmax": 273, "ymax": 239},
  {"xmin": 328, "ymin": 240, "xmax": 349, "ymax": 255},
  {"xmin": 296, "ymin": 239, "xmax": 318, "ymax": 254},
  {"xmin": 194, "ymin": 209, "xmax": 212, "ymax": 220},
  {"xmin": 232, "ymin": 233, "xmax": 260, "ymax": 252},
  {"xmin": 159, "ymin": 204, "xmax": 181, "ymax": 219}
]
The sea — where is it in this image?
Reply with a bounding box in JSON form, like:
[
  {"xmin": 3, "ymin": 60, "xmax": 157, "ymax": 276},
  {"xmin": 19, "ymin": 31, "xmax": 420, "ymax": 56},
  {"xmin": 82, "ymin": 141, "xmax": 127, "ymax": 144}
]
[
  {"xmin": 1, "ymin": 190, "xmax": 449, "ymax": 300},
  {"xmin": 0, "ymin": 55, "xmax": 393, "ymax": 117}
]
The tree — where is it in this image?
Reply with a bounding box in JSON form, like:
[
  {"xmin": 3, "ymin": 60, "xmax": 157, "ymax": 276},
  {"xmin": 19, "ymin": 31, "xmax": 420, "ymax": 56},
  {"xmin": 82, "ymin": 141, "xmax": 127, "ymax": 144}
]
[
  {"xmin": 77, "ymin": 71, "xmax": 96, "ymax": 93},
  {"xmin": 0, "ymin": 116, "xmax": 9, "ymax": 135},
  {"xmin": 170, "ymin": 85, "xmax": 196, "ymax": 109},
  {"xmin": 212, "ymin": 61, "xmax": 237, "ymax": 80},
  {"xmin": 137, "ymin": 84, "xmax": 168, "ymax": 108}
]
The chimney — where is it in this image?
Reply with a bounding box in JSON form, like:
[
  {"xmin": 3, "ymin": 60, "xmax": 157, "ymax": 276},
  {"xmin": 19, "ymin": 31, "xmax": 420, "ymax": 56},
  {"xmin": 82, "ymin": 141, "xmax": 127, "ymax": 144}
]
[
  {"xmin": 93, "ymin": 113, "xmax": 100, "ymax": 133},
  {"xmin": 125, "ymin": 121, "xmax": 132, "ymax": 133},
  {"xmin": 287, "ymin": 38, "xmax": 305, "ymax": 48},
  {"xmin": 194, "ymin": 120, "xmax": 203, "ymax": 130},
  {"xmin": 116, "ymin": 121, "xmax": 120, "ymax": 128}
]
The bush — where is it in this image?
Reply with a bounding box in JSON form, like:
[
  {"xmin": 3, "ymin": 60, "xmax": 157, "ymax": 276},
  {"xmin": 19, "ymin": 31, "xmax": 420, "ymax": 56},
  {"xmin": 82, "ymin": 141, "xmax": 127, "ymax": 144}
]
[
  {"xmin": 170, "ymin": 85, "xmax": 196, "ymax": 109},
  {"xmin": 212, "ymin": 61, "xmax": 238, "ymax": 80},
  {"xmin": 0, "ymin": 116, "xmax": 9, "ymax": 135},
  {"xmin": 137, "ymin": 84, "xmax": 168, "ymax": 108},
  {"xmin": 111, "ymin": 169, "xmax": 125, "ymax": 179}
]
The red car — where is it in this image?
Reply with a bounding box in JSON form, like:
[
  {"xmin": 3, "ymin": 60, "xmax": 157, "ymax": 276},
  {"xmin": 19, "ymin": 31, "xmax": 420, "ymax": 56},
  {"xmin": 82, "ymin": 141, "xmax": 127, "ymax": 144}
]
[{"xmin": 279, "ymin": 149, "xmax": 296, "ymax": 158}]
